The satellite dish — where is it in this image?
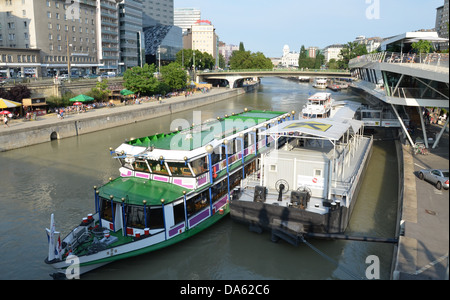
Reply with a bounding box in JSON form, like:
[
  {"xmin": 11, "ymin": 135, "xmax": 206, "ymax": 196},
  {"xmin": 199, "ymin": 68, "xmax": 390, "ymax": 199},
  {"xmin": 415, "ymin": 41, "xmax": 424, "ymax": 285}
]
[{"xmin": 275, "ymin": 179, "xmax": 289, "ymax": 194}]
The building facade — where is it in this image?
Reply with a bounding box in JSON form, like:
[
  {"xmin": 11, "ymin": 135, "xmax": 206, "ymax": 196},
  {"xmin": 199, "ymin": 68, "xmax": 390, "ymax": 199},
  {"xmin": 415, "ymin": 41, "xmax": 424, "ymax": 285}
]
[
  {"xmin": 1, "ymin": 0, "xmax": 99, "ymax": 77},
  {"xmin": 281, "ymin": 45, "xmax": 299, "ymax": 68},
  {"xmin": 119, "ymin": 0, "xmax": 143, "ymax": 72},
  {"xmin": 436, "ymin": 0, "xmax": 449, "ymax": 50},
  {"xmin": 141, "ymin": 0, "xmax": 173, "ymax": 26},
  {"xmin": 323, "ymin": 44, "xmax": 344, "ymax": 62},
  {"xmin": 183, "ymin": 20, "xmax": 218, "ymax": 63},
  {"xmin": 218, "ymin": 41, "xmax": 238, "ymax": 65},
  {"xmin": 174, "ymin": 8, "xmax": 200, "ymax": 35},
  {"xmin": 96, "ymin": 0, "xmax": 120, "ymax": 74}
]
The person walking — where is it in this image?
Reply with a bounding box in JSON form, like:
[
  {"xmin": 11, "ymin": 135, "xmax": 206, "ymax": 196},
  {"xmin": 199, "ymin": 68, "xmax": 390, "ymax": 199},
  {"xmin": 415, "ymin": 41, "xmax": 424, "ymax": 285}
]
[{"xmin": 3, "ymin": 115, "xmax": 9, "ymax": 127}]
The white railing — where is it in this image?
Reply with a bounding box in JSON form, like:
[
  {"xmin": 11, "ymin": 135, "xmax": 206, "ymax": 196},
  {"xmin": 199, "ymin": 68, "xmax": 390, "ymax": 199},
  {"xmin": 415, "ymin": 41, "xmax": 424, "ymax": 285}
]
[{"xmin": 350, "ymin": 51, "xmax": 449, "ymax": 72}]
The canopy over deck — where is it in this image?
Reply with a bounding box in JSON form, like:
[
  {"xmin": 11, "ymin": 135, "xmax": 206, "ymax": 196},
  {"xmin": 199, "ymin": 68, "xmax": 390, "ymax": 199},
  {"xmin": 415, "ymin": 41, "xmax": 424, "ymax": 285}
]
[{"xmin": 261, "ymin": 118, "xmax": 364, "ymax": 141}]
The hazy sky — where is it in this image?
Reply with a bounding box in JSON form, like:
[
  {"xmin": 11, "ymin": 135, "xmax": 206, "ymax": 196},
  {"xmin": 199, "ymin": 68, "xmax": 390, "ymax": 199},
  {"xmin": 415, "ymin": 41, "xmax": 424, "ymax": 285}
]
[{"xmin": 174, "ymin": 0, "xmax": 444, "ymax": 57}]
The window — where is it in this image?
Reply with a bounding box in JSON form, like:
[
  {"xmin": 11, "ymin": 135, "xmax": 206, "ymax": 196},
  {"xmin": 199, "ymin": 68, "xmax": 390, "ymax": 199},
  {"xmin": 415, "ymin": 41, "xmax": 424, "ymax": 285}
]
[
  {"xmin": 270, "ymin": 165, "xmax": 277, "ymax": 172},
  {"xmin": 168, "ymin": 162, "xmax": 192, "ymax": 177},
  {"xmin": 132, "ymin": 160, "xmax": 149, "ymax": 172},
  {"xmin": 191, "ymin": 157, "xmax": 208, "ymax": 176},
  {"xmin": 186, "ymin": 190, "xmax": 209, "ymax": 217},
  {"xmin": 148, "ymin": 160, "xmax": 169, "ymax": 176},
  {"xmin": 314, "ymin": 169, "xmax": 322, "ymax": 177}
]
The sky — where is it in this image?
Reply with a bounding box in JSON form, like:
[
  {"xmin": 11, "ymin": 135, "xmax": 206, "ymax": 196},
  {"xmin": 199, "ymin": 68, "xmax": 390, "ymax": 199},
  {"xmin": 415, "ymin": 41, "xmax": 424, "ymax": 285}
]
[{"xmin": 174, "ymin": 0, "xmax": 445, "ymax": 57}]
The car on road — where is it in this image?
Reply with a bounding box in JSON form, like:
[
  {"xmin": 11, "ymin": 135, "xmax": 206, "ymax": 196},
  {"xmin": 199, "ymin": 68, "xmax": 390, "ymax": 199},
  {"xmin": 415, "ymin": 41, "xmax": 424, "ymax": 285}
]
[{"xmin": 418, "ymin": 169, "xmax": 449, "ymax": 190}]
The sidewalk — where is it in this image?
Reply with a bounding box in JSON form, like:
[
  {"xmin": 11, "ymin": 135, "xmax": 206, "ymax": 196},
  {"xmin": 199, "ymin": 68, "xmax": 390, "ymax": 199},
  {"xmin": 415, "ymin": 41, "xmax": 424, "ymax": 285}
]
[
  {"xmin": 394, "ymin": 122, "xmax": 449, "ymax": 280},
  {"xmin": 1, "ymin": 88, "xmax": 229, "ymax": 134}
]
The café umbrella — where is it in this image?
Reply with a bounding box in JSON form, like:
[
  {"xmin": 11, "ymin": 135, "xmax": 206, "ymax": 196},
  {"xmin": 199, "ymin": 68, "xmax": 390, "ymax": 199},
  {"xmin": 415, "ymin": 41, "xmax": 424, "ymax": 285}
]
[
  {"xmin": 0, "ymin": 98, "xmax": 22, "ymax": 109},
  {"xmin": 120, "ymin": 89, "xmax": 134, "ymax": 96},
  {"xmin": 0, "ymin": 110, "xmax": 12, "ymax": 115},
  {"xmin": 73, "ymin": 102, "xmax": 83, "ymax": 106},
  {"xmin": 69, "ymin": 94, "xmax": 94, "ymax": 102}
]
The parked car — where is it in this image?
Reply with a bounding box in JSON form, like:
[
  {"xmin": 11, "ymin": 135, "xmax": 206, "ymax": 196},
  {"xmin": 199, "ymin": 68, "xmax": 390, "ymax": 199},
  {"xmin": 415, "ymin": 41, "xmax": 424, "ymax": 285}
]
[{"xmin": 418, "ymin": 169, "xmax": 449, "ymax": 190}]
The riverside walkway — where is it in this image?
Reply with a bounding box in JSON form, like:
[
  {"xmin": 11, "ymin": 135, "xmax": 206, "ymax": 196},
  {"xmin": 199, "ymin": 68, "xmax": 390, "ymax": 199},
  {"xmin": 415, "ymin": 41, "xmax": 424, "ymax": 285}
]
[{"xmin": 394, "ymin": 122, "xmax": 449, "ymax": 280}]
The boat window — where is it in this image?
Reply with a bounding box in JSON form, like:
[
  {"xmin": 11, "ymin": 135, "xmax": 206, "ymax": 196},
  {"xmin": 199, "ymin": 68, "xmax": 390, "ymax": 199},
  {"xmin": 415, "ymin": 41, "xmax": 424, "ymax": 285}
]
[
  {"xmin": 210, "ymin": 151, "xmax": 221, "ymax": 165},
  {"xmin": 168, "ymin": 162, "xmax": 193, "ymax": 177},
  {"xmin": 99, "ymin": 197, "xmax": 116, "ymax": 222},
  {"xmin": 173, "ymin": 201, "xmax": 185, "ymax": 225},
  {"xmin": 148, "ymin": 207, "xmax": 164, "ymax": 229},
  {"xmin": 186, "ymin": 190, "xmax": 210, "ymax": 216},
  {"xmin": 126, "ymin": 205, "xmax": 146, "ymax": 229},
  {"xmin": 191, "ymin": 157, "xmax": 208, "ymax": 176},
  {"xmin": 133, "ymin": 160, "xmax": 149, "ymax": 172},
  {"xmin": 148, "ymin": 160, "xmax": 170, "ymax": 175},
  {"xmin": 230, "ymin": 171, "xmax": 242, "ymax": 190},
  {"xmin": 211, "ymin": 179, "xmax": 227, "ymax": 202}
]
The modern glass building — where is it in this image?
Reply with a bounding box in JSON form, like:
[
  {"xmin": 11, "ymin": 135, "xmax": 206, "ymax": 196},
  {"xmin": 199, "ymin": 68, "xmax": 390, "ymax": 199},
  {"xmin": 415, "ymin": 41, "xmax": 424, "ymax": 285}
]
[
  {"xmin": 119, "ymin": 0, "xmax": 143, "ymax": 72},
  {"xmin": 143, "ymin": 24, "xmax": 182, "ymax": 67}
]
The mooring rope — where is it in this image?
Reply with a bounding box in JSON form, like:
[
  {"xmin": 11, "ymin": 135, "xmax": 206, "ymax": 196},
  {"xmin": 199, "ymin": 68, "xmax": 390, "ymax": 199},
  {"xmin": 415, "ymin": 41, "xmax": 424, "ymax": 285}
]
[{"xmin": 300, "ymin": 236, "xmax": 364, "ymax": 280}]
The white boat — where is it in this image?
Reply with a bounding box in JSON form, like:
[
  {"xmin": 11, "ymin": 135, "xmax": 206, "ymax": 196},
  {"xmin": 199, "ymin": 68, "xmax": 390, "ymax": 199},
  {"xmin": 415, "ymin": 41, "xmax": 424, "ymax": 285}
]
[
  {"xmin": 313, "ymin": 77, "xmax": 327, "ymax": 89},
  {"xmin": 44, "ymin": 109, "xmax": 292, "ymax": 277},
  {"xmin": 302, "ymin": 92, "xmax": 334, "ymax": 119},
  {"xmin": 230, "ymin": 103, "xmax": 373, "ymax": 238}
]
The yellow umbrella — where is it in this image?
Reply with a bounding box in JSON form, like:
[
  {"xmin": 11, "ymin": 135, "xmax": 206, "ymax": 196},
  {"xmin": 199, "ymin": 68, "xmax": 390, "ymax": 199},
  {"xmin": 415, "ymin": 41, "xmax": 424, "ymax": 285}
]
[{"xmin": 0, "ymin": 98, "xmax": 22, "ymax": 109}]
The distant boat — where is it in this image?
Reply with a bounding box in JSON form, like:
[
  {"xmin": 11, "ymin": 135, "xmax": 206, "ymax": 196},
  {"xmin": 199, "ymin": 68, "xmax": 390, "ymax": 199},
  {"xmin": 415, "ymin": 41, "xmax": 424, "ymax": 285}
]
[
  {"xmin": 302, "ymin": 92, "xmax": 334, "ymax": 119},
  {"xmin": 313, "ymin": 77, "xmax": 327, "ymax": 89}
]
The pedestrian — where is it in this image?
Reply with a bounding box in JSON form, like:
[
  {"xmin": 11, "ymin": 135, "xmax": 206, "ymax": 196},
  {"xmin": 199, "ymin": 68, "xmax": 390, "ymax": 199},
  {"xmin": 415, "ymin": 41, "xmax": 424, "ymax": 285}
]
[
  {"xmin": 60, "ymin": 109, "xmax": 64, "ymax": 119},
  {"xmin": 4, "ymin": 115, "xmax": 9, "ymax": 127}
]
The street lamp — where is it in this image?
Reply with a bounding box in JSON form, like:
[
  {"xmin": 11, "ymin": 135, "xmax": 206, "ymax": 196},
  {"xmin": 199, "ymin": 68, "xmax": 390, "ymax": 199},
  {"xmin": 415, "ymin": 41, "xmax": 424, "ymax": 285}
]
[{"xmin": 66, "ymin": 38, "xmax": 72, "ymax": 82}]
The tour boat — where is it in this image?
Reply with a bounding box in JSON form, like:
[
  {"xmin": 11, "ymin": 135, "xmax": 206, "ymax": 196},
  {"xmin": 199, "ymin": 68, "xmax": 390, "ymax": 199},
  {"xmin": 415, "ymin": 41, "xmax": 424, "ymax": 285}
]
[
  {"xmin": 313, "ymin": 77, "xmax": 328, "ymax": 89},
  {"xmin": 45, "ymin": 109, "xmax": 292, "ymax": 277},
  {"xmin": 230, "ymin": 103, "xmax": 373, "ymax": 243},
  {"xmin": 302, "ymin": 92, "xmax": 334, "ymax": 119}
]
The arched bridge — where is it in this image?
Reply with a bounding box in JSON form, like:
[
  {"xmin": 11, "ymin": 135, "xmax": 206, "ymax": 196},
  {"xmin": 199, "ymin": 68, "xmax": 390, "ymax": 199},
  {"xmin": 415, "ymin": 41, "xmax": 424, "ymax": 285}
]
[{"xmin": 197, "ymin": 69, "xmax": 352, "ymax": 88}]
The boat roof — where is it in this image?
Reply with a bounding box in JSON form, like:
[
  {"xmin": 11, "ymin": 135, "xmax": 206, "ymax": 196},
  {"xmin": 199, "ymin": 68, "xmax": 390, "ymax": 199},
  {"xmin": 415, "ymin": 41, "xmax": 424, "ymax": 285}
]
[
  {"xmin": 261, "ymin": 118, "xmax": 364, "ymax": 141},
  {"xmin": 116, "ymin": 110, "xmax": 287, "ymax": 160},
  {"xmin": 98, "ymin": 177, "xmax": 191, "ymax": 206},
  {"xmin": 308, "ymin": 92, "xmax": 332, "ymax": 100}
]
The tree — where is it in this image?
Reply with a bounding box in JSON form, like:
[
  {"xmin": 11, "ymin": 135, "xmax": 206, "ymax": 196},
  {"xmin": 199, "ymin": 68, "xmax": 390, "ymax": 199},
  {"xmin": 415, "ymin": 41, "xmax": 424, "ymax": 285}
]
[
  {"xmin": 412, "ymin": 40, "xmax": 433, "ymax": 55},
  {"xmin": 298, "ymin": 45, "xmax": 314, "ymax": 69},
  {"xmin": 123, "ymin": 64, "xmax": 161, "ymax": 96},
  {"xmin": 338, "ymin": 42, "xmax": 368, "ymax": 69},
  {"xmin": 228, "ymin": 48, "xmax": 273, "ymax": 70},
  {"xmin": 239, "ymin": 42, "xmax": 245, "ymax": 52},
  {"xmin": 160, "ymin": 62, "xmax": 187, "ymax": 90},
  {"xmin": 175, "ymin": 49, "xmax": 215, "ymax": 70},
  {"xmin": 6, "ymin": 84, "xmax": 31, "ymax": 103}
]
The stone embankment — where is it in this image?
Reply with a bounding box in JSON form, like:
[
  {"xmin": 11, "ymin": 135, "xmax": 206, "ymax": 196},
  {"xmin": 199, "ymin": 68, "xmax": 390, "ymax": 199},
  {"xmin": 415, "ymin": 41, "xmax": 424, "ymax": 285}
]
[{"xmin": 0, "ymin": 87, "xmax": 250, "ymax": 152}]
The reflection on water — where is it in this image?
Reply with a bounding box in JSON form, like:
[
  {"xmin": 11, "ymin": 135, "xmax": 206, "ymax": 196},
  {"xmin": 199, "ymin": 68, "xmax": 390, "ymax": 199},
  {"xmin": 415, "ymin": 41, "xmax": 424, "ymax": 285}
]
[{"xmin": 0, "ymin": 78, "xmax": 398, "ymax": 280}]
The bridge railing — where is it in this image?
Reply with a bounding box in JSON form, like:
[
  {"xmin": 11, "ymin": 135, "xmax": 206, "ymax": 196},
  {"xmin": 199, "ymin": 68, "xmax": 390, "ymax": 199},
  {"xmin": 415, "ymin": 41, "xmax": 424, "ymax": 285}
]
[
  {"xmin": 198, "ymin": 68, "xmax": 350, "ymax": 74},
  {"xmin": 349, "ymin": 51, "xmax": 449, "ymax": 73}
]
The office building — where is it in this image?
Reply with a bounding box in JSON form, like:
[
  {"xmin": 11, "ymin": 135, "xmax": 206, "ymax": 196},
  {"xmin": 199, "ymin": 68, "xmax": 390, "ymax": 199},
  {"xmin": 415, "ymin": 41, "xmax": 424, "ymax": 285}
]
[
  {"xmin": 97, "ymin": 0, "xmax": 120, "ymax": 73},
  {"xmin": 174, "ymin": 8, "xmax": 200, "ymax": 35},
  {"xmin": 119, "ymin": 0, "xmax": 143, "ymax": 71},
  {"xmin": 141, "ymin": 0, "xmax": 173, "ymax": 26}
]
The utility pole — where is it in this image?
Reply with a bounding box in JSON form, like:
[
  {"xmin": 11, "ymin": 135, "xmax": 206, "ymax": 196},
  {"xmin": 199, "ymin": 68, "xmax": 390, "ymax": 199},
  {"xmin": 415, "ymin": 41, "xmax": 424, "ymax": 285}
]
[{"xmin": 67, "ymin": 38, "xmax": 71, "ymax": 82}]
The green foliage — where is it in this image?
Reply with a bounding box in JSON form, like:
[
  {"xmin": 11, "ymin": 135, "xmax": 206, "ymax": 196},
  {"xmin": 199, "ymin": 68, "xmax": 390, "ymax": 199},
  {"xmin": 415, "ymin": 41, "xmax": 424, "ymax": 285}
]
[
  {"xmin": 123, "ymin": 64, "xmax": 161, "ymax": 96},
  {"xmin": 228, "ymin": 49, "xmax": 273, "ymax": 70},
  {"xmin": 412, "ymin": 40, "xmax": 433, "ymax": 54},
  {"xmin": 160, "ymin": 62, "xmax": 187, "ymax": 90},
  {"xmin": 239, "ymin": 42, "xmax": 245, "ymax": 52},
  {"xmin": 338, "ymin": 42, "xmax": 368, "ymax": 69},
  {"xmin": 86, "ymin": 79, "xmax": 110, "ymax": 101},
  {"xmin": 175, "ymin": 49, "xmax": 215, "ymax": 70},
  {"xmin": 46, "ymin": 91, "xmax": 75, "ymax": 108},
  {"xmin": 298, "ymin": 46, "xmax": 325, "ymax": 69}
]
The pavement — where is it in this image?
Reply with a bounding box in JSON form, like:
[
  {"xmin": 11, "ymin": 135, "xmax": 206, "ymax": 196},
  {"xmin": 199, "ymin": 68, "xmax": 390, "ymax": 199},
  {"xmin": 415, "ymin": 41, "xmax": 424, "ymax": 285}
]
[
  {"xmin": 0, "ymin": 87, "xmax": 230, "ymax": 135},
  {"xmin": 393, "ymin": 122, "xmax": 449, "ymax": 280}
]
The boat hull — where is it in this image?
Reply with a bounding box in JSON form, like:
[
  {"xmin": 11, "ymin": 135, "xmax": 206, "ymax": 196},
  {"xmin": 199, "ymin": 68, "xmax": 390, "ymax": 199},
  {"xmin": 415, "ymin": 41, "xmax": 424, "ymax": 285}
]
[{"xmin": 47, "ymin": 205, "xmax": 230, "ymax": 277}]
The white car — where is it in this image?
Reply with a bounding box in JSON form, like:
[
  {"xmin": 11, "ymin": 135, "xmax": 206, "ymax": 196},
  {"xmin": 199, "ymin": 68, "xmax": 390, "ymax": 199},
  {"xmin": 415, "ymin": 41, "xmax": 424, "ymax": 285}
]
[{"xmin": 418, "ymin": 169, "xmax": 449, "ymax": 190}]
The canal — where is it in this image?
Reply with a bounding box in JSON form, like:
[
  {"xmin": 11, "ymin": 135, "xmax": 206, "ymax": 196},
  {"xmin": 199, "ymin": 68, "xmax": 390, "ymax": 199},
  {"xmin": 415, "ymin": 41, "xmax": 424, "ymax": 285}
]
[{"xmin": 0, "ymin": 77, "xmax": 398, "ymax": 280}]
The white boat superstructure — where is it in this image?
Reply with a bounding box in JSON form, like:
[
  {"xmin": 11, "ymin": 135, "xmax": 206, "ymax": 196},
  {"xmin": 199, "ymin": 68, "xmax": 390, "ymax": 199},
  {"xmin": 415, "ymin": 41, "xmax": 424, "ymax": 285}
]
[
  {"xmin": 302, "ymin": 92, "xmax": 334, "ymax": 119},
  {"xmin": 230, "ymin": 102, "xmax": 373, "ymax": 235},
  {"xmin": 313, "ymin": 77, "xmax": 327, "ymax": 89}
]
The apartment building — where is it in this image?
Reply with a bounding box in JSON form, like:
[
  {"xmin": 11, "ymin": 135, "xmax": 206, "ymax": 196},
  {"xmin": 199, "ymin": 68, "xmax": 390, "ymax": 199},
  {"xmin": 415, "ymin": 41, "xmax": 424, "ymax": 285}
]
[
  {"xmin": 174, "ymin": 8, "xmax": 200, "ymax": 35},
  {"xmin": 0, "ymin": 0, "xmax": 99, "ymax": 77},
  {"xmin": 119, "ymin": 0, "xmax": 143, "ymax": 71},
  {"xmin": 183, "ymin": 19, "xmax": 218, "ymax": 62}
]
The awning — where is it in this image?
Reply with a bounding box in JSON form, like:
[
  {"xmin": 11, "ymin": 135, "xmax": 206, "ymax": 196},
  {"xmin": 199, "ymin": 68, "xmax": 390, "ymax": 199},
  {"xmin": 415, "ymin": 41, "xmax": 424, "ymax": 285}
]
[
  {"xmin": 0, "ymin": 98, "xmax": 21, "ymax": 109},
  {"xmin": 261, "ymin": 119, "xmax": 363, "ymax": 141}
]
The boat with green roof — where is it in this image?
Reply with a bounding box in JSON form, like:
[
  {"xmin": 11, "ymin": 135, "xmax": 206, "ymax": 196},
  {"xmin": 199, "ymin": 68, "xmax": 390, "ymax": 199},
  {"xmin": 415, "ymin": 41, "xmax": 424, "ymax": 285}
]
[{"xmin": 45, "ymin": 109, "xmax": 295, "ymax": 277}]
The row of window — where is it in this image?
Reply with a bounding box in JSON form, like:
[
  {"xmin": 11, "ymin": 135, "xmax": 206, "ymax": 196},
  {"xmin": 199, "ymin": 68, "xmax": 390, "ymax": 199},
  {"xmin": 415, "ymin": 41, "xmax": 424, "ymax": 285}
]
[
  {"xmin": 99, "ymin": 168, "xmax": 247, "ymax": 231},
  {"xmin": 0, "ymin": 54, "xmax": 36, "ymax": 63},
  {"xmin": 43, "ymin": 55, "xmax": 96, "ymax": 63}
]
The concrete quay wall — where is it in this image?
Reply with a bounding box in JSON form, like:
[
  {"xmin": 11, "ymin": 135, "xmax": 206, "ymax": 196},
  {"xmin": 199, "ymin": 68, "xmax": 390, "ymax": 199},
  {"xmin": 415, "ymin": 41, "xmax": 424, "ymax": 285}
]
[{"xmin": 0, "ymin": 88, "xmax": 248, "ymax": 152}]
